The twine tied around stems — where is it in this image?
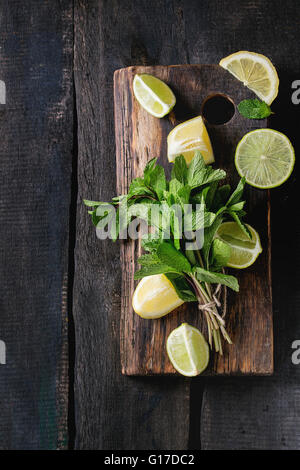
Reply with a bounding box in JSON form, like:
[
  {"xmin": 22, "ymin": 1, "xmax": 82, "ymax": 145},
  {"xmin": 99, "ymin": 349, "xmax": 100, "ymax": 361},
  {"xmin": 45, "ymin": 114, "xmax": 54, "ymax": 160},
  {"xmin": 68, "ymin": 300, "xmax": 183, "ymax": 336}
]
[{"xmin": 197, "ymin": 283, "xmax": 227, "ymax": 326}]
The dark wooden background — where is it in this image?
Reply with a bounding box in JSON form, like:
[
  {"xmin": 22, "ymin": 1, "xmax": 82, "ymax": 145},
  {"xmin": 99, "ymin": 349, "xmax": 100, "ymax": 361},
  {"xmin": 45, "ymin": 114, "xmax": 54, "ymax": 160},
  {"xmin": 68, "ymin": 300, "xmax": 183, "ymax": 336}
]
[{"xmin": 0, "ymin": 0, "xmax": 299, "ymax": 450}]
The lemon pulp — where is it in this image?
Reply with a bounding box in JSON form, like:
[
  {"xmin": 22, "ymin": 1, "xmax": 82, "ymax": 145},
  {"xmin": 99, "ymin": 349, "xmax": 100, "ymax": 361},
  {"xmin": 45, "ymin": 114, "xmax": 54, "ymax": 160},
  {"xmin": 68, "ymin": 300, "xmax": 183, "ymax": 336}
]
[
  {"xmin": 132, "ymin": 274, "xmax": 184, "ymax": 319},
  {"xmin": 167, "ymin": 116, "xmax": 214, "ymax": 165}
]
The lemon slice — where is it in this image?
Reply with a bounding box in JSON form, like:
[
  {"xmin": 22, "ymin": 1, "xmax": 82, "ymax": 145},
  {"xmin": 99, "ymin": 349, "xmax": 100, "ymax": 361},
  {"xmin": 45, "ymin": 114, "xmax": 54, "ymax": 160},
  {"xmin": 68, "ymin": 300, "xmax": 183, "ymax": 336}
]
[
  {"xmin": 167, "ymin": 323, "xmax": 209, "ymax": 376},
  {"xmin": 133, "ymin": 74, "xmax": 176, "ymax": 118},
  {"xmin": 216, "ymin": 222, "xmax": 262, "ymax": 269},
  {"xmin": 132, "ymin": 274, "xmax": 184, "ymax": 319},
  {"xmin": 220, "ymin": 51, "xmax": 279, "ymax": 105},
  {"xmin": 167, "ymin": 116, "xmax": 214, "ymax": 165},
  {"xmin": 235, "ymin": 129, "xmax": 295, "ymax": 189}
]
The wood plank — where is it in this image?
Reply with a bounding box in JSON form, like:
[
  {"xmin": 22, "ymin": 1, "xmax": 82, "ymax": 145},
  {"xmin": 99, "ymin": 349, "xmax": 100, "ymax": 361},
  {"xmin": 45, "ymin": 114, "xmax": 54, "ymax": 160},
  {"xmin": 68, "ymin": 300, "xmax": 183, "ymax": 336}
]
[
  {"xmin": 0, "ymin": 0, "xmax": 73, "ymax": 449},
  {"xmin": 73, "ymin": 0, "xmax": 190, "ymax": 450},
  {"xmin": 190, "ymin": 0, "xmax": 300, "ymax": 450},
  {"xmin": 114, "ymin": 64, "xmax": 272, "ymax": 376}
]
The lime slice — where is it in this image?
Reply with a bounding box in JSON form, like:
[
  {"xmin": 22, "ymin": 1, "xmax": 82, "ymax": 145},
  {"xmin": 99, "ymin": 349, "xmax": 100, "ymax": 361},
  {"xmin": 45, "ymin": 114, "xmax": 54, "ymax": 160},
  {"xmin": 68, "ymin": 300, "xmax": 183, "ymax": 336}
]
[
  {"xmin": 132, "ymin": 274, "xmax": 184, "ymax": 319},
  {"xmin": 167, "ymin": 116, "xmax": 214, "ymax": 165},
  {"xmin": 216, "ymin": 222, "xmax": 262, "ymax": 269},
  {"xmin": 220, "ymin": 51, "xmax": 279, "ymax": 104},
  {"xmin": 167, "ymin": 323, "xmax": 209, "ymax": 376},
  {"xmin": 133, "ymin": 74, "xmax": 176, "ymax": 118},
  {"xmin": 235, "ymin": 129, "xmax": 295, "ymax": 189}
]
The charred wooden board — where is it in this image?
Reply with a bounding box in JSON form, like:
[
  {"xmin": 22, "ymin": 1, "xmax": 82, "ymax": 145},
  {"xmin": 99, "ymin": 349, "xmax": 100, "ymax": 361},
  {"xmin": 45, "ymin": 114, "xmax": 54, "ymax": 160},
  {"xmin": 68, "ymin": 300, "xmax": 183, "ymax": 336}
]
[{"xmin": 114, "ymin": 64, "xmax": 273, "ymax": 376}]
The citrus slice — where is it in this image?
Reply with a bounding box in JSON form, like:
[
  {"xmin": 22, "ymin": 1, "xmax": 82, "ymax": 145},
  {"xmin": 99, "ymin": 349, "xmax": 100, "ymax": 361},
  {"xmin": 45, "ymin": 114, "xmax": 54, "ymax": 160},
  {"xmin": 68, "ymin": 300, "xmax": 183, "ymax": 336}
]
[
  {"xmin": 167, "ymin": 116, "xmax": 214, "ymax": 165},
  {"xmin": 220, "ymin": 51, "xmax": 279, "ymax": 104},
  {"xmin": 215, "ymin": 222, "xmax": 262, "ymax": 269},
  {"xmin": 167, "ymin": 323, "xmax": 209, "ymax": 377},
  {"xmin": 133, "ymin": 74, "xmax": 176, "ymax": 118},
  {"xmin": 132, "ymin": 274, "xmax": 184, "ymax": 319},
  {"xmin": 235, "ymin": 129, "xmax": 295, "ymax": 189}
]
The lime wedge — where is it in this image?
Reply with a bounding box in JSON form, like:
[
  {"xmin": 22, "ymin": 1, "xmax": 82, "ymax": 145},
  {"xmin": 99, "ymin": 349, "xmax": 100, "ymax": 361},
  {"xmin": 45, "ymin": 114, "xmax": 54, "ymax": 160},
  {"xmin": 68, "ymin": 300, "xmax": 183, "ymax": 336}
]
[
  {"xmin": 167, "ymin": 323, "xmax": 209, "ymax": 376},
  {"xmin": 235, "ymin": 129, "xmax": 295, "ymax": 189},
  {"xmin": 133, "ymin": 74, "xmax": 176, "ymax": 118},
  {"xmin": 216, "ymin": 222, "xmax": 262, "ymax": 269}
]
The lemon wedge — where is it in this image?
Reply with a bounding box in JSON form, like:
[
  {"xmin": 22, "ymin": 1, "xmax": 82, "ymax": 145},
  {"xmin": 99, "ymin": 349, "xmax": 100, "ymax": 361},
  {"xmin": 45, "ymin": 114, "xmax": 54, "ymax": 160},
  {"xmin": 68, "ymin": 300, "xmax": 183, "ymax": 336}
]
[
  {"xmin": 220, "ymin": 51, "xmax": 279, "ymax": 105},
  {"xmin": 132, "ymin": 274, "xmax": 184, "ymax": 319},
  {"xmin": 167, "ymin": 116, "xmax": 214, "ymax": 165}
]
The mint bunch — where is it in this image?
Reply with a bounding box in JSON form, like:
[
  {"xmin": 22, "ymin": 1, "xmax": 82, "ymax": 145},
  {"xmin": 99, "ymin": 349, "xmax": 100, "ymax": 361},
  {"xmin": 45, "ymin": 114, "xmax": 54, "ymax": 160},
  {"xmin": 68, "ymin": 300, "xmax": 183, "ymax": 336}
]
[{"xmin": 84, "ymin": 152, "xmax": 250, "ymax": 354}]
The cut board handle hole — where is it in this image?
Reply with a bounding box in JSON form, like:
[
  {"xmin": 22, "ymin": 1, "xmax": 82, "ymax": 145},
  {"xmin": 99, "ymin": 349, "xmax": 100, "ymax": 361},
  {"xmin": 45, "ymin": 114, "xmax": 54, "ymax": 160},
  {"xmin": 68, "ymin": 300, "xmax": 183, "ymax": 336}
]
[{"xmin": 201, "ymin": 93, "xmax": 235, "ymax": 126}]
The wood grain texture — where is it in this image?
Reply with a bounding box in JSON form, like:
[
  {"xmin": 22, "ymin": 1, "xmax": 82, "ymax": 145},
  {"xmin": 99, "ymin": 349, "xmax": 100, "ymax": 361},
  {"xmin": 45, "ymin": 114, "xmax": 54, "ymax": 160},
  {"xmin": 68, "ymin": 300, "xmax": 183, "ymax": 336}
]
[
  {"xmin": 0, "ymin": 0, "xmax": 73, "ymax": 449},
  {"xmin": 73, "ymin": 0, "xmax": 190, "ymax": 450},
  {"xmin": 114, "ymin": 64, "xmax": 273, "ymax": 376}
]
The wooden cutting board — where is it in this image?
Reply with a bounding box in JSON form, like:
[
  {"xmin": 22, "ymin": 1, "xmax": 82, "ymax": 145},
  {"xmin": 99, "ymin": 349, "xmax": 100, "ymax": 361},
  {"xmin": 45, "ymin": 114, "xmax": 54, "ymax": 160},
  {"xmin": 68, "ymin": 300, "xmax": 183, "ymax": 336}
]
[{"xmin": 114, "ymin": 65, "xmax": 273, "ymax": 376}]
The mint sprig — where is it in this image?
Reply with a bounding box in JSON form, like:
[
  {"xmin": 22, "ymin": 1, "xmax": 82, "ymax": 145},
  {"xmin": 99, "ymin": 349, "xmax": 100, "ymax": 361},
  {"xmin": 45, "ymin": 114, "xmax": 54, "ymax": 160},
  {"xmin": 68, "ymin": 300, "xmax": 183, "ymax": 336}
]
[
  {"xmin": 238, "ymin": 98, "xmax": 273, "ymax": 119},
  {"xmin": 84, "ymin": 152, "xmax": 251, "ymax": 354}
]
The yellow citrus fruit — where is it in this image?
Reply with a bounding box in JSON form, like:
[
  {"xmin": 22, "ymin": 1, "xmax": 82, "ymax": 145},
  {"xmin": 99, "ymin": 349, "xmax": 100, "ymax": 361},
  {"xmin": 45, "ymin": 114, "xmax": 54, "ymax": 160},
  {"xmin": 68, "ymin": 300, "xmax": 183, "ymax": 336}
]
[
  {"xmin": 167, "ymin": 116, "xmax": 214, "ymax": 165},
  {"xmin": 132, "ymin": 274, "xmax": 184, "ymax": 319},
  {"xmin": 220, "ymin": 51, "xmax": 279, "ymax": 105}
]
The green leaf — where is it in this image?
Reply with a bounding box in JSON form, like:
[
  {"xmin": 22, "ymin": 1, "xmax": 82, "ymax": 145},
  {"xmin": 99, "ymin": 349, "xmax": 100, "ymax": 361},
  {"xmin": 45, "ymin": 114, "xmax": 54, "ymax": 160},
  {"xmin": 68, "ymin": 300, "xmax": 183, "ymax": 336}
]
[
  {"xmin": 169, "ymin": 178, "xmax": 183, "ymax": 196},
  {"xmin": 143, "ymin": 157, "xmax": 158, "ymax": 184},
  {"xmin": 210, "ymin": 238, "xmax": 231, "ymax": 270},
  {"xmin": 229, "ymin": 210, "xmax": 252, "ymax": 239},
  {"xmin": 137, "ymin": 253, "xmax": 160, "ymax": 265},
  {"xmin": 128, "ymin": 177, "xmax": 155, "ymax": 198},
  {"xmin": 141, "ymin": 236, "xmax": 162, "ymax": 253},
  {"xmin": 83, "ymin": 199, "xmax": 103, "ymax": 207},
  {"xmin": 149, "ymin": 165, "xmax": 167, "ymax": 200},
  {"xmin": 192, "ymin": 210, "xmax": 216, "ymax": 231},
  {"xmin": 171, "ymin": 155, "xmax": 188, "ymax": 184},
  {"xmin": 165, "ymin": 273, "xmax": 197, "ymax": 302},
  {"xmin": 157, "ymin": 242, "xmax": 192, "ymax": 273},
  {"xmin": 193, "ymin": 266, "xmax": 239, "ymax": 292},
  {"xmin": 202, "ymin": 215, "xmax": 224, "ymax": 266},
  {"xmin": 238, "ymin": 99, "xmax": 273, "ymax": 119},
  {"xmin": 211, "ymin": 184, "xmax": 231, "ymax": 211},
  {"xmin": 187, "ymin": 151, "xmax": 226, "ymax": 189},
  {"xmin": 226, "ymin": 177, "xmax": 246, "ymax": 207},
  {"xmin": 229, "ymin": 200, "xmax": 246, "ymax": 212},
  {"xmin": 134, "ymin": 264, "xmax": 179, "ymax": 279}
]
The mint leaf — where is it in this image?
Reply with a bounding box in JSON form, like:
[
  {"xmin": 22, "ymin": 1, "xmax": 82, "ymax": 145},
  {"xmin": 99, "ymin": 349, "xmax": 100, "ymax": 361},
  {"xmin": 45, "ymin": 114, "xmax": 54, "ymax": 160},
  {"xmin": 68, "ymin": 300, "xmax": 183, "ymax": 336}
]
[
  {"xmin": 210, "ymin": 238, "xmax": 231, "ymax": 270},
  {"xmin": 134, "ymin": 264, "xmax": 178, "ymax": 279},
  {"xmin": 229, "ymin": 210, "xmax": 252, "ymax": 239},
  {"xmin": 165, "ymin": 273, "xmax": 197, "ymax": 301},
  {"xmin": 149, "ymin": 166, "xmax": 167, "ymax": 200},
  {"xmin": 157, "ymin": 242, "xmax": 192, "ymax": 273},
  {"xmin": 238, "ymin": 99, "xmax": 273, "ymax": 119},
  {"xmin": 141, "ymin": 236, "xmax": 161, "ymax": 253},
  {"xmin": 187, "ymin": 152, "xmax": 226, "ymax": 189},
  {"xmin": 143, "ymin": 157, "xmax": 157, "ymax": 184},
  {"xmin": 128, "ymin": 177, "xmax": 155, "ymax": 198},
  {"xmin": 171, "ymin": 155, "xmax": 188, "ymax": 184},
  {"xmin": 193, "ymin": 266, "xmax": 239, "ymax": 292},
  {"xmin": 226, "ymin": 177, "xmax": 246, "ymax": 207}
]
